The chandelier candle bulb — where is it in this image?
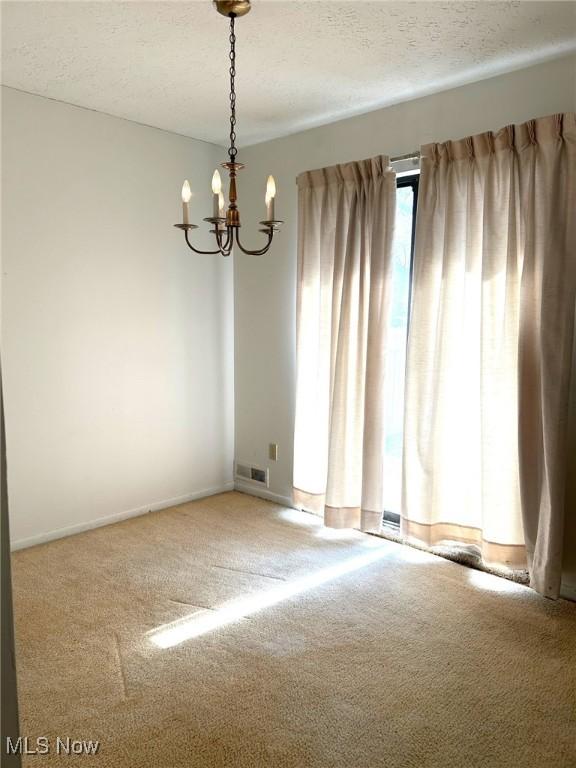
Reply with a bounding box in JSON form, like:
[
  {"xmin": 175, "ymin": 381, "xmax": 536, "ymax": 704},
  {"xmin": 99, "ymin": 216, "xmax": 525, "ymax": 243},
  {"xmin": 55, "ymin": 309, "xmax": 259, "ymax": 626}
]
[
  {"xmin": 212, "ymin": 170, "xmax": 222, "ymax": 218},
  {"xmin": 266, "ymin": 175, "xmax": 276, "ymax": 221},
  {"xmin": 181, "ymin": 180, "xmax": 192, "ymax": 225}
]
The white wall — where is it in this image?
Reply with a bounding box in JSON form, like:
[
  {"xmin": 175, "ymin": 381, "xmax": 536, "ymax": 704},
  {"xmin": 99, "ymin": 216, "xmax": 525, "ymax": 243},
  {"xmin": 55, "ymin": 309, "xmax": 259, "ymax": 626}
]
[
  {"xmin": 234, "ymin": 55, "xmax": 576, "ymax": 590},
  {"xmin": 2, "ymin": 87, "xmax": 234, "ymax": 547}
]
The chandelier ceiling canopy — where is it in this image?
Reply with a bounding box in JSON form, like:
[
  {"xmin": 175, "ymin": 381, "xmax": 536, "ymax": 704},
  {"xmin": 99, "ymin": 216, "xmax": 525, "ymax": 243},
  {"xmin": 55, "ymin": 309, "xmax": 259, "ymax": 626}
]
[{"xmin": 175, "ymin": 0, "xmax": 282, "ymax": 257}]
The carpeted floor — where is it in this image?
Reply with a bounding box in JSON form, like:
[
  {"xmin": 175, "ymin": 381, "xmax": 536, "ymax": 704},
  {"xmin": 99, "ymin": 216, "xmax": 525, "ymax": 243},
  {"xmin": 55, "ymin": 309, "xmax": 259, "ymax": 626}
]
[{"xmin": 12, "ymin": 491, "xmax": 576, "ymax": 767}]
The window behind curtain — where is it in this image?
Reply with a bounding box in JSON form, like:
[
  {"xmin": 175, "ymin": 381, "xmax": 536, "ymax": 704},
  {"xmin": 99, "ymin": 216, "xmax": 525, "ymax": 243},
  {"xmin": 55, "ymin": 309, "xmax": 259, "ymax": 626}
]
[{"xmin": 381, "ymin": 173, "xmax": 418, "ymax": 523}]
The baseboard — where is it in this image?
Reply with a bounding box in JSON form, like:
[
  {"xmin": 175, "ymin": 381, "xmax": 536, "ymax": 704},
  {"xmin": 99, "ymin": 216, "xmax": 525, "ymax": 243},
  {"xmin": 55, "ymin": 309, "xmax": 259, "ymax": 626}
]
[
  {"xmin": 234, "ymin": 481, "xmax": 294, "ymax": 509},
  {"xmin": 10, "ymin": 482, "xmax": 235, "ymax": 551},
  {"xmin": 560, "ymin": 582, "xmax": 576, "ymax": 602}
]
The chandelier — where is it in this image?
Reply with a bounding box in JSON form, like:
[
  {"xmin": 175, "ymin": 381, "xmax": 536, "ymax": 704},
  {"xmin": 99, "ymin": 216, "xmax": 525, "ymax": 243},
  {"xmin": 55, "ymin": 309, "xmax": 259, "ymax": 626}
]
[{"xmin": 174, "ymin": 0, "xmax": 281, "ymax": 256}]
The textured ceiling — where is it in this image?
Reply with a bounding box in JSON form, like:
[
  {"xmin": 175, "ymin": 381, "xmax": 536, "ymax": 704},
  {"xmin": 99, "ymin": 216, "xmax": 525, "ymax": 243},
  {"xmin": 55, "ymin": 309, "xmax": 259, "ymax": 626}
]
[{"xmin": 2, "ymin": 1, "xmax": 575, "ymax": 147}]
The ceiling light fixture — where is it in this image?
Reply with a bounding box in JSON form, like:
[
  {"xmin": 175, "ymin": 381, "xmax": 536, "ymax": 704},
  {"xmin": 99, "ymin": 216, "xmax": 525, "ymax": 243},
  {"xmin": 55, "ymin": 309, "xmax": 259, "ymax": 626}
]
[{"xmin": 174, "ymin": 0, "xmax": 282, "ymax": 256}]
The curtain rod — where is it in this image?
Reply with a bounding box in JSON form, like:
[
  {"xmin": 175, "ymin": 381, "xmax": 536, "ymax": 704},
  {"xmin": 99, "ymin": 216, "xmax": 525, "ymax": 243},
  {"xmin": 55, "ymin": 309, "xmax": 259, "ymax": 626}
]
[
  {"xmin": 390, "ymin": 151, "xmax": 420, "ymax": 162},
  {"xmin": 295, "ymin": 151, "xmax": 421, "ymax": 183}
]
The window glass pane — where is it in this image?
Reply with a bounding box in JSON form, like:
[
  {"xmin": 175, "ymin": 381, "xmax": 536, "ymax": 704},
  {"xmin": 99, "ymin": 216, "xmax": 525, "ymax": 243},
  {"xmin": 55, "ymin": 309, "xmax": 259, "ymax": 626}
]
[{"xmin": 381, "ymin": 183, "xmax": 415, "ymax": 516}]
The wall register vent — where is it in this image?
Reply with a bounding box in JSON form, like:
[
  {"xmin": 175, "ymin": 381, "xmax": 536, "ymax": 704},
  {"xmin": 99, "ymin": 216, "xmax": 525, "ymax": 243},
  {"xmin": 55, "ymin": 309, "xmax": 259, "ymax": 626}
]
[{"xmin": 235, "ymin": 463, "xmax": 269, "ymax": 487}]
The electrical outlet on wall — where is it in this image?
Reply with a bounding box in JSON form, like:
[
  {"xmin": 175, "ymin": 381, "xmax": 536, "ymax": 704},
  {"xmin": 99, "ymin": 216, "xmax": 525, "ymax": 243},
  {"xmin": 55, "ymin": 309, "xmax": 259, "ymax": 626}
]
[{"xmin": 269, "ymin": 443, "xmax": 278, "ymax": 461}]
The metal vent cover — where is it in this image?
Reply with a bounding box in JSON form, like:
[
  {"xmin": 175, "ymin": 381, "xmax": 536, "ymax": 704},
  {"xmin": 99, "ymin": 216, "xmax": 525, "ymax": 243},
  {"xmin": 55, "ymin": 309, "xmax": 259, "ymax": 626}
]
[{"xmin": 235, "ymin": 462, "xmax": 269, "ymax": 487}]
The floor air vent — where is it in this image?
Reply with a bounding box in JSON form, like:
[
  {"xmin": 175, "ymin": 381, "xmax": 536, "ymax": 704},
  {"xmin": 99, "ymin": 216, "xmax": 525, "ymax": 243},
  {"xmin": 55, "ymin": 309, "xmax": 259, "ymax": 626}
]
[{"xmin": 235, "ymin": 462, "xmax": 269, "ymax": 487}]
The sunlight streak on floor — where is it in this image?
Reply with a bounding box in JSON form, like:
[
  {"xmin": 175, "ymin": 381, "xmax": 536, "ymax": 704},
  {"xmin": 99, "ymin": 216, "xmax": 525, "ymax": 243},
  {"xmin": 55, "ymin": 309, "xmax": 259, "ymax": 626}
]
[
  {"xmin": 314, "ymin": 527, "xmax": 364, "ymax": 541},
  {"xmin": 277, "ymin": 509, "xmax": 321, "ymax": 527},
  {"xmin": 148, "ymin": 545, "xmax": 391, "ymax": 648},
  {"xmin": 392, "ymin": 545, "xmax": 440, "ymax": 564},
  {"xmin": 468, "ymin": 569, "xmax": 526, "ymax": 594}
]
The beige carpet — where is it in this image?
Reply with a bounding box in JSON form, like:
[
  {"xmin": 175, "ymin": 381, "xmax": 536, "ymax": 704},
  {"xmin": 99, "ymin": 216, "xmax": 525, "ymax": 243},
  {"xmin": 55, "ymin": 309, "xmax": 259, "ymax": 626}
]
[{"xmin": 12, "ymin": 491, "xmax": 576, "ymax": 767}]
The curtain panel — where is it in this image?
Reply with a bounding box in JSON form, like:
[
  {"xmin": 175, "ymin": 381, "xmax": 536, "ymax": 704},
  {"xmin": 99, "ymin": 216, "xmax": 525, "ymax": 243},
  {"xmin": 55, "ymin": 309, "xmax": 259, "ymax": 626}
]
[
  {"xmin": 293, "ymin": 156, "xmax": 396, "ymax": 531},
  {"xmin": 403, "ymin": 113, "xmax": 576, "ymax": 597}
]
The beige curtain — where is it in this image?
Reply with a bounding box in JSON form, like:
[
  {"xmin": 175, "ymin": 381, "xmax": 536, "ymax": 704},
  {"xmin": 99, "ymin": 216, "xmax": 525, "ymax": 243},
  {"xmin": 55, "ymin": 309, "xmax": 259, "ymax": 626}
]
[
  {"xmin": 403, "ymin": 113, "xmax": 576, "ymax": 597},
  {"xmin": 293, "ymin": 156, "xmax": 396, "ymax": 531}
]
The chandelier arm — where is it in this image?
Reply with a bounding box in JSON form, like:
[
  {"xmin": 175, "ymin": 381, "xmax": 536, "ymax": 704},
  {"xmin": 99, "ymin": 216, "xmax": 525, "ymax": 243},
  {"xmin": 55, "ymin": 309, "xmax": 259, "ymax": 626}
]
[
  {"xmin": 234, "ymin": 228, "xmax": 273, "ymax": 256},
  {"xmin": 184, "ymin": 228, "xmax": 225, "ymax": 255},
  {"xmin": 216, "ymin": 225, "xmax": 234, "ymax": 256}
]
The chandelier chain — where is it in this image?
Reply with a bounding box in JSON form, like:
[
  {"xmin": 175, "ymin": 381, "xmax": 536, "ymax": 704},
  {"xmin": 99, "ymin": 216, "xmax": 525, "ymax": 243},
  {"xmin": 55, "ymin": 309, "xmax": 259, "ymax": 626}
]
[
  {"xmin": 175, "ymin": 3, "xmax": 282, "ymax": 258},
  {"xmin": 228, "ymin": 15, "xmax": 237, "ymax": 162}
]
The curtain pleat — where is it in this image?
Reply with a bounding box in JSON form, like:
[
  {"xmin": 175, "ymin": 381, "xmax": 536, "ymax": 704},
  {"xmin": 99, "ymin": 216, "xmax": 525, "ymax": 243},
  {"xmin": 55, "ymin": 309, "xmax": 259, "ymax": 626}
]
[
  {"xmin": 517, "ymin": 115, "xmax": 576, "ymax": 596},
  {"xmin": 293, "ymin": 156, "xmax": 396, "ymax": 531},
  {"xmin": 403, "ymin": 114, "xmax": 576, "ymax": 596}
]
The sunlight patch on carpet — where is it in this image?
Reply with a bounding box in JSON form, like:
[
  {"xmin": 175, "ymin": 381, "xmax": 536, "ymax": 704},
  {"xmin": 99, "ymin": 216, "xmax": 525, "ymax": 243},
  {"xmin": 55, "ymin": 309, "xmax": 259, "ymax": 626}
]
[
  {"xmin": 468, "ymin": 569, "xmax": 527, "ymax": 594},
  {"xmin": 314, "ymin": 528, "xmax": 364, "ymax": 541},
  {"xmin": 392, "ymin": 545, "xmax": 440, "ymax": 564},
  {"xmin": 277, "ymin": 509, "xmax": 321, "ymax": 527},
  {"xmin": 148, "ymin": 545, "xmax": 391, "ymax": 648}
]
